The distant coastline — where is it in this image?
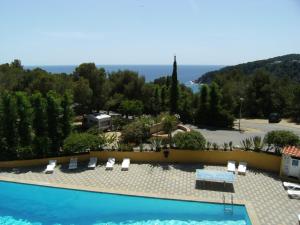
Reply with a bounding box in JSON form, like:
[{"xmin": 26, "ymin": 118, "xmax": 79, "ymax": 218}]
[{"xmin": 25, "ymin": 65, "xmax": 224, "ymax": 93}]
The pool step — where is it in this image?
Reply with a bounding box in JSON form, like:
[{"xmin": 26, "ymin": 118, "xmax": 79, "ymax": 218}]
[{"xmin": 223, "ymin": 194, "xmax": 234, "ymax": 214}]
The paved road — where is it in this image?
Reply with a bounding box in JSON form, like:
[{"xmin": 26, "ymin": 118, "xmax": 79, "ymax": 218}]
[{"xmin": 188, "ymin": 119, "xmax": 300, "ymax": 146}]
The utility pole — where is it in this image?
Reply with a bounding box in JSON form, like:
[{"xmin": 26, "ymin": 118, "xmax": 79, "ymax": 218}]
[{"xmin": 239, "ymin": 98, "xmax": 244, "ymax": 132}]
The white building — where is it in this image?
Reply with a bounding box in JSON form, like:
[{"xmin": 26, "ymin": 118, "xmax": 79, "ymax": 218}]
[
  {"xmin": 281, "ymin": 146, "xmax": 300, "ymax": 179},
  {"xmin": 83, "ymin": 113, "xmax": 112, "ymax": 131}
]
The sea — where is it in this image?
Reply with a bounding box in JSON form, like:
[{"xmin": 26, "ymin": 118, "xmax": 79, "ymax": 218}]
[{"xmin": 24, "ymin": 65, "xmax": 224, "ymax": 93}]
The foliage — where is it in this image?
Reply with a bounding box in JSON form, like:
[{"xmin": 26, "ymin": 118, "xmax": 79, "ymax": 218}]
[
  {"xmin": 16, "ymin": 92, "xmax": 32, "ymax": 146},
  {"xmin": 252, "ymin": 136, "xmax": 264, "ymax": 152},
  {"xmin": 121, "ymin": 117, "xmax": 152, "ymax": 144},
  {"xmin": 241, "ymin": 138, "xmax": 253, "ymax": 151},
  {"xmin": 212, "ymin": 143, "xmax": 219, "ymax": 150},
  {"xmin": 61, "ymin": 92, "xmax": 73, "ymax": 139},
  {"xmin": 170, "ymin": 56, "xmax": 179, "ymax": 113},
  {"xmin": 46, "ymin": 92, "xmax": 62, "ymax": 155},
  {"xmin": 150, "ymin": 137, "xmax": 162, "ymax": 151},
  {"xmin": 173, "ymin": 131, "xmax": 206, "ymax": 150},
  {"xmin": 264, "ymin": 130, "xmax": 300, "ymax": 153},
  {"xmin": 119, "ymin": 100, "xmax": 144, "ymax": 118},
  {"xmin": 63, "ymin": 133, "xmax": 105, "ymax": 154}
]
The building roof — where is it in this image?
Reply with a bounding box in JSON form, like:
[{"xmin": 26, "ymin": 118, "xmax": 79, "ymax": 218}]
[
  {"xmin": 95, "ymin": 114, "xmax": 111, "ymax": 120},
  {"xmin": 282, "ymin": 146, "xmax": 300, "ymax": 158}
]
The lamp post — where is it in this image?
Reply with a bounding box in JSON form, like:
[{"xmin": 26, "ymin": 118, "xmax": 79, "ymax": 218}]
[{"xmin": 239, "ymin": 98, "xmax": 244, "ymax": 132}]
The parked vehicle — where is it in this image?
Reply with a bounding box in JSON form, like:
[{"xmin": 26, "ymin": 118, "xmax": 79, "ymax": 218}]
[{"xmin": 268, "ymin": 113, "xmax": 281, "ymax": 123}]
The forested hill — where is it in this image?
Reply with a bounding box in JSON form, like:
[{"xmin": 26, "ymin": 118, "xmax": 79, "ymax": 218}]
[{"xmin": 196, "ymin": 54, "xmax": 300, "ymax": 83}]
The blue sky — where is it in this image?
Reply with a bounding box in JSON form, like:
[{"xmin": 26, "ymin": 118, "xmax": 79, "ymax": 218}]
[{"xmin": 0, "ymin": 0, "xmax": 300, "ymax": 65}]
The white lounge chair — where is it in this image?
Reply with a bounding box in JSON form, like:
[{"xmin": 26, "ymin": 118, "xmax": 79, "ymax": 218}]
[
  {"xmin": 121, "ymin": 158, "xmax": 130, "ymax": 170},
  {"xmin": 238, "ymin": 162, "xmax": 247, "ymax": 175},
  {"xmin": 283, "ymin": 182, "xmax": 300, "ymax": 190},
  {"xmin": 287, "ymin": 189, "xmax": 300, "ymax": 198},
  {"xmin": 88, "ymin": 157, "xmax": 98, "ymax": 169},
  {"xmin": 68, "ymin": 157, "xmax": 77, "ymax": 170},
  {"xmin": 106, "ymin": 157, "xmax": 115, "ymax": 169},
  {"xmin": 45, "ymin": 160, "xmax": 57, "ymax": 173},
  {"xmin": 227, "ymin": 161, "xmax": 236, "ymax": 173}
]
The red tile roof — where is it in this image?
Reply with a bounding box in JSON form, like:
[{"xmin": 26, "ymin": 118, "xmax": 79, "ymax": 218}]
[{"xmin": 282, "ymin": 146, "xmax": 300, "ymax": 157}]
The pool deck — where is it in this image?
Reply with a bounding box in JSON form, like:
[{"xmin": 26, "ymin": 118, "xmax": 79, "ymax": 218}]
[{"xmin": 0, "ymin": 162, "xmax": 299, "ymax": 225}]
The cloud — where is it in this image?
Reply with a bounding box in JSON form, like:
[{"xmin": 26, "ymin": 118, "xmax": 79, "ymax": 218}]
[{"xmin": 41, "ymin": 31, "xmax": 104, "ymax": 40}]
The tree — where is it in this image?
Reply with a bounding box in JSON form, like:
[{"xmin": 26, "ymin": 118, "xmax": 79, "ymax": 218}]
[
  {"xmin": 16, "ymin": 92, "xmax": 32, "ymax": 146},
  {"xmin": 73, "ymin": 77, "xmax": 93, "ymax": 114},
  {"xmin": 161, "ymin": 85, "xmax": 167, "ymax": 111},
  {"xmin": 46, "ymin": 91, "xmax": 62, "ymax": 155},
  {"xmin": 196, "ymin": 84, "xmax": 209, "ymax": 125},
  {"xmin": 61, "ymin": 91, "xmax": 73, "ymax": 140},
  {"xmin": 31, "ymin": 92, "xmax": 48, "ymax": 157},
  {"xmin": 170, "ymin": 56, "xmax": 179, "ymax": 113},
  {"xmin": 74, "ymin": 63, "xmax": 107, "ymax": 111},
  {"xmin": 1, "ymin": 92, "xmax": 18, "ymax": 159},
  {"xmin": 162, "ymin": 114, "xmax": 178, "ymax": 147},
  {"xmin": 119, "ymin": 100, "xmax": 144, "ymax": 118}
]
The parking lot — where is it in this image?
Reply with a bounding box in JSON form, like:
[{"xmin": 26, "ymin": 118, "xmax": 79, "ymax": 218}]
[{"xmin": 189, "ymin": 119, "xmax": 300, "ymax": 146}]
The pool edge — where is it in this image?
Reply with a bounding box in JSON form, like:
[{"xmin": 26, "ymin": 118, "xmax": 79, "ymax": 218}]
[{"xmin": 0, "ymin": 175, "xmax": 260, "ymax": 225}]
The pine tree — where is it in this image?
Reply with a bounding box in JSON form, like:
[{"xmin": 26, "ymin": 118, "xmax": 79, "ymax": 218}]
[
  {"xmin": 61, "ymin": 92, "xmax": 73, "ymax": 139},
  {"xmin": 16, "ymin": 92, "xmax": 32, "ymax": 146},
  {"xmin": 170, "ymin": 56, "xmax": 179, "ymax": 113}
]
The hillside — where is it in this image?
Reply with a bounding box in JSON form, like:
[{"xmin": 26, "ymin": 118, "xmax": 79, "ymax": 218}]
[{"xmin": 196, "ymin": 54, "xmax": 300, "ymax": 83}]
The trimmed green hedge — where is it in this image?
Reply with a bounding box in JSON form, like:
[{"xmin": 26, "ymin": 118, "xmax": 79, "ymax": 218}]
[{"xmin": 173, "ymin": 131, "xmax": 206, "ymax": 150}]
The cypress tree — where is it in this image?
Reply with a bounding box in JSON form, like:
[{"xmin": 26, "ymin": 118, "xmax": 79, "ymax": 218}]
[
  {"xmin": 209, "ymin": 82, "xmax": 222, "ymax": 126},
  {"xmin": 32, "ymin": 92, "xmax": 48, "ymax": 157},
  {"xmin": 16, "ymin": 92, "xmax": 32, "ymax": 146},
  {"xmin": 2, "ymin": 92, "xmax": 18, "ymax": 159},
  {"xmin": 46, "ymin": 92, "xmax": 61, "ymax": 155},
  {"xmin": 170, "ymin": 56, "xmax": 179, "ymax": 113},
  {"xmin": 196, "ymin": 84, "xmax": 210, "ymax": 125},
  {"xmin": 161, "ymin": 85, "xmax": 166, "ymax": 111},
  {"xmin": 61, "ymin": 92, "xmax": 73, "ymax": 139}
]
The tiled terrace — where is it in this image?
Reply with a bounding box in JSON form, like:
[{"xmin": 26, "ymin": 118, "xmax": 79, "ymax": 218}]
[{"xmin": 0, "ymin": 162, "xmax": 299, "ymax": 225}]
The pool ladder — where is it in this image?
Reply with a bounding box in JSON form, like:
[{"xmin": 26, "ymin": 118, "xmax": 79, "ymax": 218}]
[{"xmin": 223, "ymin": 194, "xmax": 234, "ymax": 214}]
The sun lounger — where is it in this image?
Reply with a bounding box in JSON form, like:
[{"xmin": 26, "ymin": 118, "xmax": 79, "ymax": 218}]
[
  {"xmin": 287, "ymin": 189, "xmax": 300, "ymax": 198},
  {"xmin": 68, "ymin": 157, "xmax": 77, "ymax": 170},
  {"xmin": 45, "ymin": 160, "xmax": 57, "ymax": 173},
  {"xmin": 88, "ymin": 157, "xmax": 98, "ymax": 169},
  {"xmin": 121, "ymin": 158, "xmax": 130, "ymax": 170},
  {"xmin": 283, "ymin": 182, "xmax": 300, "ymax": 190},
  {"xmin": 106, "ymin": 157, "xmax": 115, "ymax": 169},
  {"xmin": 227, "ymin": 161, "xmax": 236, "ymax": 173},
  {"xmin": 238, "ymin": 162, "xmax": 247, "ymax": 174}
]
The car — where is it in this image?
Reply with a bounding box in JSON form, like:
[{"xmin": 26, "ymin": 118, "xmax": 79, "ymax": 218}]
[{"xmin": 269, "ymin": 113, "xmax": 281, "ymax": 123}]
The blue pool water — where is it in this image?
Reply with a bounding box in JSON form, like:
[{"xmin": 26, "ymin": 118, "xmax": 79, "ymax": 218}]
[{"xmin": 0, "ymin": 181, "xmax": 252, "ymax": 225}]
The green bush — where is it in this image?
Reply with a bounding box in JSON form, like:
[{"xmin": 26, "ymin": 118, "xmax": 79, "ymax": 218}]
[
  {"xmin": 16, "ymin": 146, "xmax": 36, "ymax": 159},
  {"xmin": 264, "ymin": 130, "xmax": 300, "ymax": 153},
  {"xmin": 173, "ymin": 131, "xmax": 206, "ymax": 150},
  {"xmin": 121, "ymin": 118, "xmax": 151, "ymax": 144},
  {"xmin": 63, "ymin": 133, "xmax": 105, "ymax": 154}
]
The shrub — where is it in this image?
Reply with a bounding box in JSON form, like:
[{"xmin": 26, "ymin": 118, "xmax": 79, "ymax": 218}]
[
  {"xmin": 16, "ymin": 146, "xmax": 36, "ymax": 159},
  {"xmin": 173, "ymin": 131, "xmax": 206, "ymax": 150},
  {"xmin": 264, "ymin": 130, "xmax": 300, "ymax": 153},
  {"xmin": 121, "ymin": 120, "xmax": 150, "ymax": 144},
  {"xmin": 63, "ymin": 133, "xmax": 105, "ymax": 154},
  {"xmin": 252, "ymin": 136, "xmax": 264, "ymax": 152},
  {"xmin": 241, "ymin": 138, "xmax": 253, "ymax": 151}
]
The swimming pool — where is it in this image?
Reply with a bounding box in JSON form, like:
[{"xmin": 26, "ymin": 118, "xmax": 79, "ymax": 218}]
[{"xmin": 0, "ymin": 181, "xmax": 252, "ymax": 225}]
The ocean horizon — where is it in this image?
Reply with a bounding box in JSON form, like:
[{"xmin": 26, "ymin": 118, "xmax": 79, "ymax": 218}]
[{"xmin": 24, "ymin": 65, "xmax": 224, "ymax": 92}]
